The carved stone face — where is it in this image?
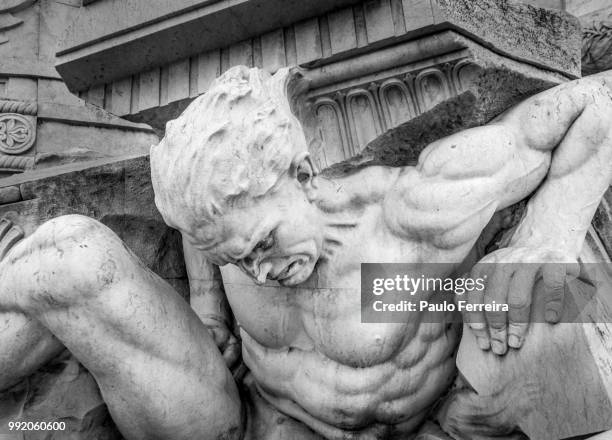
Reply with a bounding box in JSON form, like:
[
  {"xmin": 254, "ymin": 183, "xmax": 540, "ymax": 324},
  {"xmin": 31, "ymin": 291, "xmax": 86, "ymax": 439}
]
[
  {"xmin": 151, "ymin": 66, "xmax": 322, "ymax": 285},
  {"xmin": 204, "ymin": 168, "xmax": 322, "ymax": 286}
]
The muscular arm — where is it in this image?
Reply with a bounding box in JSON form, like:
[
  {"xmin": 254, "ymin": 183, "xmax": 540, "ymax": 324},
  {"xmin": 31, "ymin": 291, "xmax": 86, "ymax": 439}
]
[
  {"xmin": 0, "ymin": 216, "xmax": 243, "ymax": 440},
  {"xmin": 183, "ymin": 235, "xmax": 232, "ymax": 324},
  {"xmin": 183, "ymin": 236, "xmax": 240, "ymax": 366},
  {"xmin": 389, "ymin": 74, "xmax": 612, "ymax": 354},
  {"xmin": 390, "ymin": 75, "xmax": 612, "ymax": 255},
  {"xmin": 506, "ymin": 75, "xmax": 612, "ymax": 256}
]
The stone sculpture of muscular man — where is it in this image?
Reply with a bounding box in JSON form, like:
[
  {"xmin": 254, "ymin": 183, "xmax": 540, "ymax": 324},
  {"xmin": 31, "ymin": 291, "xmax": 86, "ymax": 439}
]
[{"xmin": 1, "ymin": 66, "xmax": 612, "ymax": 439}]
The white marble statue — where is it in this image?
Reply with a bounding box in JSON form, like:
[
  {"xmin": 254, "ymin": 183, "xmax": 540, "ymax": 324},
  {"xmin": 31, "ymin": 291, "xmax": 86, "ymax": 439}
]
[{"xmin": 1, "ymin": 66, "xmax": 612, "ymax": 439}]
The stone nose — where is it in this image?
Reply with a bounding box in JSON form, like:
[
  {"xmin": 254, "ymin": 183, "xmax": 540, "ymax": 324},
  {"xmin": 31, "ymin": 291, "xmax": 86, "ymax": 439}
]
[{"xmin": 240, "ymin": 254, "xmax": 260, "ymax": 279}]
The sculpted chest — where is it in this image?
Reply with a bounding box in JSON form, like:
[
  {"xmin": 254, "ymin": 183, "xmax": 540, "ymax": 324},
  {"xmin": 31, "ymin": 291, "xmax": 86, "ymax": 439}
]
[{"xmin": 219, "ymin": 246, "xmax": 431, "ymax": 367}]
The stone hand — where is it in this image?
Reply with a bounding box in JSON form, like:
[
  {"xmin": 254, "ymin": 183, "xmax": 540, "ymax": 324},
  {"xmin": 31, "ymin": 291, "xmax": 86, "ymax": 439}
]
[
  {"xmin": 200, "ymin": 315, "xmax": 241, "ymax": 369},
  {"xmin": 463, "ymin": 246, "xmax": 579, "ymax": 355}
]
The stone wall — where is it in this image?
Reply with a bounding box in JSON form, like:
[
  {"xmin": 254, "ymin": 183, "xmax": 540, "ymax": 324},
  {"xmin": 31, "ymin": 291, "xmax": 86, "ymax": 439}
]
[
  {"xmin": 0, "ymin": 0, "xmax": 158, "ymax": 178},
  {"xmin": 521, "ymin": 0, "xmax": 612, "ymax": 75}
]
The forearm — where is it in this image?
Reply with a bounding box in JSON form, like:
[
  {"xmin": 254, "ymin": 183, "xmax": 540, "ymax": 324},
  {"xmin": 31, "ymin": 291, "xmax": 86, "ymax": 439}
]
[
  {"xmin": 509, "ymin": 83, "xmax": 612, "ymax": 255},
  {"xmin": 182, "ymin": 235, "xmax": 232, "ymax": 325},
  {"xmin": 0, "ymin": 312, "xmax": 64, "ymax": 391},
  {"xmin": 509, "ymin": 176, "xmax": 610, "ymax": 256}
]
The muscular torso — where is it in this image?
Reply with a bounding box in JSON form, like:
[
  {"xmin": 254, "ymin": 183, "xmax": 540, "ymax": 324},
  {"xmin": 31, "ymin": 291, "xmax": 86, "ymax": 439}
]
[
  {"xmin": 209, "ymin": 100, "xmax": 560, "ymax": 437},
  {"xmin": 220, "ymin": 202, "xmax": 478, "ymax": 439}
]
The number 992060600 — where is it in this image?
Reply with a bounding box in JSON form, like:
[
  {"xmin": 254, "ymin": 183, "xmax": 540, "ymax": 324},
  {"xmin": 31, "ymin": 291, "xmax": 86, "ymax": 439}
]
[{"xmin": 7, "ymin": 421, "xmax": 66, "ymax": 431}]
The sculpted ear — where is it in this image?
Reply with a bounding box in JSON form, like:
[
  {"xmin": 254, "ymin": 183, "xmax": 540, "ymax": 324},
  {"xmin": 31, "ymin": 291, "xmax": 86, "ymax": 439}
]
[{"xmin": 290, "ymin": 152, "xmax": 316, "ymax": 194}]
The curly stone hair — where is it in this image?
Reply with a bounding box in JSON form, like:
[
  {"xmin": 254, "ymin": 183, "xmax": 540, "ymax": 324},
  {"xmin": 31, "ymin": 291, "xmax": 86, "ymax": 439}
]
[{"xmin": 150, "ymin": 66, "xmax": 308, "ymax": 249}]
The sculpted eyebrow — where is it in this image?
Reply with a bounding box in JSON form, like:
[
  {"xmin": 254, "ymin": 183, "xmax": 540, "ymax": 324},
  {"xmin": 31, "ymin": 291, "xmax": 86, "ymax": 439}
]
[{"xmin": 239, "ymin": 229, "xmax": 275, "ymax": 260}]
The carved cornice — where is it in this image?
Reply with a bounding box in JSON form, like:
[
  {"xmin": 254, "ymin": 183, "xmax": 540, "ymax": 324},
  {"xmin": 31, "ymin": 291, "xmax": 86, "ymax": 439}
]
[
  {"xmin": 308, "ymin": 55, "xmax": 480, "ymax": 167},
  {"xmin": 0, "ymin": 153, "xmax": 34, "ymax": 171},
  {"xmin": 0, "ymin": 99, "xmax": 37, "ymax": 115}
]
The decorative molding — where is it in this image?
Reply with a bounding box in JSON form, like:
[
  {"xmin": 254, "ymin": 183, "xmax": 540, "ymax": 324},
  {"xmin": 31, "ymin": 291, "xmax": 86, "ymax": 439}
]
[
  {"xmin": 0, "ymin": 99, "xmax": 37, "ymax": 115},
  {"xmin": 56, "ymin": 0, "xmax": 364, "ymax": 90},
  {"xmin": 309, "ymin": 57, "xmax": 479, "ymax": 167},
  {"xmin": 0, "ymin": 113, "xmax": 35, "ymax": 155},
  {"xmin": 378, "ymin": 78, "xmax": 416, "ymax": 129},
  {"xmin": 312, "ymin": 96, "xmax": 351, "ymax": 167},
  {"xmin": 452, "ymin": 59, "xmax": 481, "ymax": 92},
  {"xmin": 414, "ymin": 68, "xmax": 451, "ymax": 112},
  {"xmin": 0, "ymin": 153, "xmax": 34, "ymax": 171}
]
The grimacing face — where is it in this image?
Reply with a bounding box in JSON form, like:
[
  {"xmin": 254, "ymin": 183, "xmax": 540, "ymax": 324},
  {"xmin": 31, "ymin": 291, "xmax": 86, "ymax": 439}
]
[{"xmin": 200, "ymin": 155, "xmax": 323, "ymax": 286}]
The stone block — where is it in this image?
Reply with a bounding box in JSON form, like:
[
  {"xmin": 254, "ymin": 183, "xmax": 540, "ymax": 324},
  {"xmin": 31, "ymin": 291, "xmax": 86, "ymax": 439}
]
[
  {"xmin": 197, "ymin": 50, "xmax": 221, "ymax": 94},
  {"xmin": 402, "ymin": 0, "xmax": 434, "ymax": 32},
  {"xmin": 138, "ymin": 69, "xmax": 161, "ymax": 111},
  {"xmin": 294, "ymin": 18, "xmax": 323, "ymax": 65},
  {"xmin": 261, "ymin": 29, "xmax": 286, "ymax": 73},
  {"xmin": 37, "ymin": 79, "xmax": 83, "ymax": 107},
  {"xmin": 284, "ymin": 27, "xmax": 298, "ymax": 65},
  {"xmin": 390, "ymin": 0, "xmax": 406, "ymax": 35},
  {"xmin": 328, "ymin": 7, "xmax": 358, "ymax": 55},
  {"xmin": 110, "ymin": 77, "xmax": 132, "ymax": 116},
  {"xmin": 6, "ymin": 77, "xmax": 36, "ymax": 101},
  {"xmin": 429, "ymin": 0, "xmax": 581, "ymax": 77},
  {"xmin": 56, "ymin": 0, "xmax": 365, "ymax": 90},
  {"xmin": 0, "ymin": 155, "xmax": 188, "ymax": 297},
  {"xmin": 353, "ymin": 5, "xmax": 369, "ymax": 47},
  {"xmin": 318, "ymin": 31, "xmax": 570, "ymax": 175},
  {"xmin": 0, "ymin": 186, "xmax": 20, "ymax": 205},
  {"xmin": 228, "ymin": 40, "xmax": 253, "ymax": 68},
  {"xmin": 87, "ymin": 84, "xmax": 105, "ymax": 108},
  {"xmin": 35, "ymin": 121, "xmax": 155, "ymax": 157},
  {"xmin": 167, "ymin": 58, "xmax": 190, "ymax": 104},
  {"xmin": 363, "ymin": 0, "xmax": 395, "ymax": 43}
]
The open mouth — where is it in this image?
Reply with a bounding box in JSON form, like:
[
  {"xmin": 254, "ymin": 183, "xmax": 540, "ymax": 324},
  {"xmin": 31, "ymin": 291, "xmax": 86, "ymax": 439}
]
[{"xmin": 277, "ymin": 259, "xmax": 300, "ymax": 280}]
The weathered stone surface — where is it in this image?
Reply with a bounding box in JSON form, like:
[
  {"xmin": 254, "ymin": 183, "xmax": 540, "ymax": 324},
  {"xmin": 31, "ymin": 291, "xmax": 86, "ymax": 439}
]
[
  {"xmin": 59, "ymin": 0, "xmax": 581, "ymax": 134},
  {"xmin": 0, "ymin": 0, "xmax": 158, "ymax": 180},
  {"xmin": 0, "ymin": 155, "xmax": 187, "ymax": 440},
  {"xmin": 593, "ymin": 188, "xmax": 612, "ymax": 258},
  {"xmin": 0, "ymin": 351, "xmax": 123, "ymax": 440},
  {"xmin": 527, "ymin": 0, "xmax": 612, "ymax": 76},
  {"xmin": 146, "ymin": 66, "xmax": 612, "ymax": 439},
  {"xmin": 56, "ymin": 0, "xmax": 366, "ymax": 91},
  {"xmin": 430, "ymin": 0, "xmax": 581, "ymax": 77},
  {"xmin": 0, "ymin": 186, "xmax": 20, "ymax": 205},
  {"xmin": 33, "ymin": 148, "xmax": 111, "ymax": 169},
  {"xmin": 321, "ymin": 34, "xmax": 569, "ymax": 175},
  {"xmin": 0, "ymin": 154, "xmax": 188, "ymax": 297},
  {"xmin": 2, "ymin": 2, "xmax": 609, "ymax": 440}
]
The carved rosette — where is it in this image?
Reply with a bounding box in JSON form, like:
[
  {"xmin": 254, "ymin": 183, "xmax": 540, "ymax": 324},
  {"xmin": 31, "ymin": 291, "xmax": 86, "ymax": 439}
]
[{"xmin": 0, "ymin": 113, "xmax": 35, "ymax": 155}]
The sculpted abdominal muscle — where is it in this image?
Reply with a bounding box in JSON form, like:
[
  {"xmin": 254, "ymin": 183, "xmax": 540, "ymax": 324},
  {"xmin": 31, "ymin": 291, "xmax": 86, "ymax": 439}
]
[{"xmin": 242, "ymin": 319, "xmax": 457, "ymax": 428}]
